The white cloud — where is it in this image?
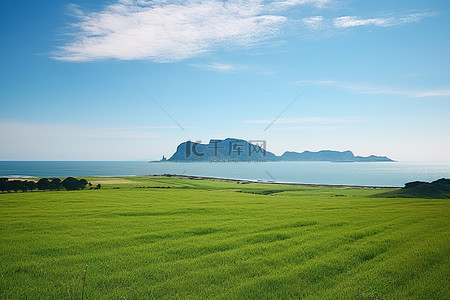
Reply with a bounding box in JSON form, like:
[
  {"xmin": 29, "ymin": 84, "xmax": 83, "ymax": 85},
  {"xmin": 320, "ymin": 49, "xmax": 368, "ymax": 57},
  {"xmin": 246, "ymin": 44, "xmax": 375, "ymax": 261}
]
[
  {"xmin": 189, "ymin": 61, "xmax": 276, "ymax": 74},
  {"xmin": 54, "ymin": 1, "xmax": 437, "ymax": 62},
  {"xmin": 245, "ymin": 116, "xmax": 360, "ymax": 124},
  {"xmin": 295, "ymin": 79, "xmax": 450, "ymax": 98},
  {"xmin": 301, "ymin": 16, "xmax": 324, "ymax": 30},
  {"xmin": 334, "ymin": 16, "xmax": 386, "ymax": 28},
  {"xmin": 272, "ymin": 0, "xmax": 330, "ymax": 9},
  {"xmin": 334, "ymin": 12, "xmax": 436, "ymax": 29},
  {"xmin": 299, "ymin": 12, "xmax": 437, "ymax": 37},
  {"xmin": 190, "ymin": 62, "xmax": 247, "ymax": 72},
  {"xmin": 412, "ymin": 90, "xmax": 450, "ymax": 98},
  {"xmin": 265, "ymin": 125, "xmax": 345, "ymax": 131},
  {"xmin": 55, "ymin": 0, "xmax": 304, "ymax": 62}
]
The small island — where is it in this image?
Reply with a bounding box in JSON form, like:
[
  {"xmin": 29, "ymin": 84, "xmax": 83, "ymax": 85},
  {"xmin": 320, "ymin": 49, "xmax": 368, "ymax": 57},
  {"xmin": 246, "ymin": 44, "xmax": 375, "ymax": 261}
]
[{"xmin": 162, "ymin": 138, "xmax": 394, "ymax": 162}]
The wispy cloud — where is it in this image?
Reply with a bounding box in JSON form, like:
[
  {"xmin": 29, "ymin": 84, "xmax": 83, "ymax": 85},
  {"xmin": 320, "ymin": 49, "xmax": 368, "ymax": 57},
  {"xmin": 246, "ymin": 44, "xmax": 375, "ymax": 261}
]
[
  {"xmin": 334, "ymin": 16, "xmax": 387, "ymax": 28},
  {"xmin": 245, "ymin": 116, "xmax": 360, "ymax": 124},
  {"xmin": 299, "ymin": 12, "xmax": 437, "ymax": 34},
  {"xmin": 412, "ymin": 90, "xmax": 450, "ymax": 98},
  {"xmin": 54, "ymin": 1, "xmax": 437, "ymax": 62},
  {"xmin": 295, "ymin": 79, "xmax": 450, "ymax": 98},
  {"xmin": 272, "ymin": 0, "xmax": 331, "ymax": 9},
  {"xmin": 334, "ymin": 12, "xmax": 436, "ymax": 29},
  {"xmin": 55, "ymin": 0, "xmax": 330, "ymax": 62},
  {"xmin": 296, "ymin": 79, "xmax": 407, "ymax": 96},
  {"xmin": 55, "ymin": 1, "xmax": 287, "ymax": 62},
  {"xmin": 264, "ymin": 125, "xmax": 347, "ymax": 131},
  {"xmin": 189, "ymin": 61, "xmax": 276, "ymax": 75},
  {"xmin": 190, "ymin": 62, "xmax": 247, "ymax": 72},
  {"xmin": 301, "ymin": 16, "xmax": 324, "ymax": 30}
]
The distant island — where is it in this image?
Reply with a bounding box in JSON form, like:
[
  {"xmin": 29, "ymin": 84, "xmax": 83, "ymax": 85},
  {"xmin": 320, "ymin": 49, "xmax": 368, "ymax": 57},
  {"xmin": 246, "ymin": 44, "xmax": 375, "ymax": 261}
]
[{"xmin": 160, "ymin": 138, "xmax": 394, "ymax": 162}]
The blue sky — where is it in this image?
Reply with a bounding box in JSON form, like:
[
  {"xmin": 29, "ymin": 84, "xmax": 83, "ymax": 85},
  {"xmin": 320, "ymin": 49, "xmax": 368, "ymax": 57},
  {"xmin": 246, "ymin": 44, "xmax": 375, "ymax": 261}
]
[{"xmin": 1, "ymin": 0, "xmax": 449, "ymax": 161}]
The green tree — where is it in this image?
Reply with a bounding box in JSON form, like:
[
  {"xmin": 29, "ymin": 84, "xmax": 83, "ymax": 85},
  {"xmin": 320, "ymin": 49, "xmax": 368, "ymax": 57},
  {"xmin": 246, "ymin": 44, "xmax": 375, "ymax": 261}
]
[
  {"xmin": 9, "ymin": 180, "xmax": 21, "ymax": 193},
  {"xmin": 49, "ymin": 178, "xmax": 62, "ymax": 190},
  {"xmin": 79, "ymin": 179, "xmax": 88, "ymax": 190},
  {"xmin": 25, "ymin": 181, "xmax": 36, "ymax": 191},
  {"xmin": 37, "ymin": 178, "xmax": 50, "ymax": 191},
  {"xmin": 0, "ymin": 178, "xmax": 8, "ymax": 193},
  {"xmin": 19, "ymin": 181, "xmax": 29, "ymax": 193},
  {"xmin": 61, "ymin": 177, "xmax": 81, "ymax": 191}
]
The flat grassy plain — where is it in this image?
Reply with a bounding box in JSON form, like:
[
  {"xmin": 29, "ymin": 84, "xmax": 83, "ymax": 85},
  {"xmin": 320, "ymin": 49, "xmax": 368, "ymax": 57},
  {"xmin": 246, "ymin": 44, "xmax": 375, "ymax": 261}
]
[{"xmin": 0, "ymin": 177, "xmax": 449, "ymax": 299}]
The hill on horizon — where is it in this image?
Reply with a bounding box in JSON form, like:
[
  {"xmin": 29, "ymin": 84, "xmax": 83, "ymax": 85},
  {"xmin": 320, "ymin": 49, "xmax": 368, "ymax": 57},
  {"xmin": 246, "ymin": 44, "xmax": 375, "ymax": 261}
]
[
  {"xmin": 166, "ymin": 138, "xmax": 394, "ymax": 162},
  {"xmin": 374, "ymin": 178, "xmax": 450, "ymax": 199}
]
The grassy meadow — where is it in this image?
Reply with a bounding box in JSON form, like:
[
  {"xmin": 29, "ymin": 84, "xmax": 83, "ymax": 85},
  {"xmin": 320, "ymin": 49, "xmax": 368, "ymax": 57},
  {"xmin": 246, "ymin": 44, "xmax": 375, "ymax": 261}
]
[{"xmin": 0, "ymin": 177, "xmax": 449, "ymax": 299}]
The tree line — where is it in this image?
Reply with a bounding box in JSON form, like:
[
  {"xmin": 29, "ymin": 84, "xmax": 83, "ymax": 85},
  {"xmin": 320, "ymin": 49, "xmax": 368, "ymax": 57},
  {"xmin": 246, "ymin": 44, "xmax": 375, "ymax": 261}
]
[{"xmin": 0, "ymin": 177, "xmax": 101, "ymax": 193}]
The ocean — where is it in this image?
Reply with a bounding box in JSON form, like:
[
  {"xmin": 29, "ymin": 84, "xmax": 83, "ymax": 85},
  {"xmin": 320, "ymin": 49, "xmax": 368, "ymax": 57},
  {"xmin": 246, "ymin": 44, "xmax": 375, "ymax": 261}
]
[{"xmin": 1, "ymin": 161, "xmax": 449, "ymax": 187}]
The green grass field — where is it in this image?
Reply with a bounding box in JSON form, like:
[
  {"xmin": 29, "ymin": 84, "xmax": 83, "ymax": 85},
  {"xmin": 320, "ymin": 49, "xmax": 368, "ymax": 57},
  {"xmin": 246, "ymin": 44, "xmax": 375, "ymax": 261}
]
[{"xmin": 1, "ymin": 177, "xmax": 449, "ymax": 299}]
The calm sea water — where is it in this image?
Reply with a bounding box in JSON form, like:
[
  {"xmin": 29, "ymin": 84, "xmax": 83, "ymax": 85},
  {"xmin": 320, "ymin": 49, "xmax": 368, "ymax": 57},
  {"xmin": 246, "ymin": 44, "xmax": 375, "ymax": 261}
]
[{"xmin": 0, "ymin": 161, "xmax": 449, "ymax": 187}]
